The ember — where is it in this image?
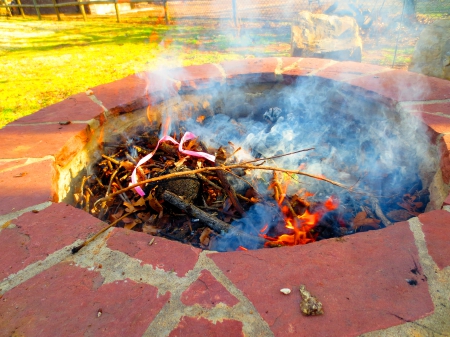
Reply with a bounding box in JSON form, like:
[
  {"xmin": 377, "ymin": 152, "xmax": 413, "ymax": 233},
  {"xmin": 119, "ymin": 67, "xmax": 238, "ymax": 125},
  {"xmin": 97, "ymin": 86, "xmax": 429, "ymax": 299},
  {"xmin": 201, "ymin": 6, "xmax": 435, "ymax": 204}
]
[{"xmin": 74, "ymin": 79, "xmax": 433, "ymax": 252}]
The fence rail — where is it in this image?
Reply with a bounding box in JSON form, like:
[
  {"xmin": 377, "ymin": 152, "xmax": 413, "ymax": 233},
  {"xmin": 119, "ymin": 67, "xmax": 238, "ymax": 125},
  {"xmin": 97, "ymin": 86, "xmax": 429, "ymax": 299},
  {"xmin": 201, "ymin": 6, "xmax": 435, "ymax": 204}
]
[{"xmin": 1, "ymin": 0, "xmax": 449, "ymax": 24}]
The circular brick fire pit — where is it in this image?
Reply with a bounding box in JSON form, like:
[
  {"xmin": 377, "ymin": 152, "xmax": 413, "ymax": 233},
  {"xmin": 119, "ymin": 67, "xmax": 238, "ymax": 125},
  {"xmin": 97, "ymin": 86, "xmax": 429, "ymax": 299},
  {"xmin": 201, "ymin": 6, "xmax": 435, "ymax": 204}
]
[{"xmin": 1, "ymin": 58, "xmax": 450, "ymax": 336}]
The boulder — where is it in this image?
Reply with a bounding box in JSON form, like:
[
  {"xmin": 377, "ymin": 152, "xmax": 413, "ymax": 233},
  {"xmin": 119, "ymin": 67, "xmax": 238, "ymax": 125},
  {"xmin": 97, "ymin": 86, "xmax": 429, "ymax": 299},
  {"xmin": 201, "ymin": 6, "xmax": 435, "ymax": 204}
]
[
  {"xmin": 409, "ymin": 20, "xmax": 450, "ymax": 80},
  {"xmin": 291, "ymin": 11, "xmax": 362, "ymax": 62}
]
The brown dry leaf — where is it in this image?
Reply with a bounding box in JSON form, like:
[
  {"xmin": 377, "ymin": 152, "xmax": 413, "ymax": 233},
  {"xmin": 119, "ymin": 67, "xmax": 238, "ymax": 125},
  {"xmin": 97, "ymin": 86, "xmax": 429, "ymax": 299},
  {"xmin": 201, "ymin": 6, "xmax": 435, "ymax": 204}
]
[
  {"xmin": 199, "ymin": 228, "xmax": 212, "ymax": 247},
  {"xmin": 121, "ymin": 161, "xmax": 135, "ymax": 171},
  {"xmin": 121, "ymin": 217, "xmax": 134, "ymax": 224},
  {"xmin": 147, "ymin": 187, "xmax": 163, "ymax": 214},
  {"xmin": 109, "ymin": 209, "xmax": 124, "ymax": 222},
  {"xmin": 387, "ymin": 209, "xmax": 414, "ymax": 222},
  {"xmin": 397, "ymin": 201, "xmax": 417, "ymax": 214},
  {"xmin": 133, "ymin": 198, "xmax": 146, "ymax": 207},
  {"xmin": 124, "ymin": 221, "xmax": 138, "ymax": 230},
  {"xmin": 413, "ymin": 202, "xmax": 423, "ymax": 209},
  {"xmin": 123, "ymin": 201, "xmax": 136, "ymax": 213},
  {"xmin": 142, "ymin": 224, "xmax": 158, "ymax": 235},
  {"xmin": 137, "ymin": 212, "xmax": 151, "ymax": 222},
  {"xmin": 174, "ymin": 157, "xmax": 188, "ymax": 169},
  {"xmin": 353, "ymin": 211, "xmax": 381, "ymax": 230}
]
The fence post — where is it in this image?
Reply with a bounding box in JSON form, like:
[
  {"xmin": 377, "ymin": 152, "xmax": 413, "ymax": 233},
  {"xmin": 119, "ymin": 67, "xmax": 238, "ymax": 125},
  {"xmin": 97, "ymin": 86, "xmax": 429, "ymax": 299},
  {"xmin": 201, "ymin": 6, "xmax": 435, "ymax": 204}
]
[
  {"xmin": 16, "ymin": 0, "xmax": 25, "ymax": 17},
  {"xmin": 2, "ymin": 0, "xmax": 12, "ymax": 16},
  {"xmin": 163, "ymin": 0, "xmax": 169, "ymax": 24},
  {"xmin": 31, "ymin": 0, "xmax": 41, "ymax": 20},
  {"xmin": 232, "ymin": 0, "xmax": 238, "ymax": 27},
  {"xmin": 114, "ymin": 0, "xmax": 120, "ymax": 22},
  {"xmin": 51, "ymin": 0, "xmax": 62, "ymax": 20},
  {"xmin": 77, "ymin": 0, "xmax": 86, "ymax": 21}
]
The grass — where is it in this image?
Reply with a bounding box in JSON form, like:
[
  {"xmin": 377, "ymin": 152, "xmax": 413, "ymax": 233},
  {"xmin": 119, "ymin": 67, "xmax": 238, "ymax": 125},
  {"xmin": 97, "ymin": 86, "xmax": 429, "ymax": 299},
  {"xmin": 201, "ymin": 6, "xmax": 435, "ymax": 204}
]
[
  {"xmin": 0, "ymin": 10, "xmax": 443, "ymax": 128},
  {"xmin": 0, "ymin": 15, "xmax": 290, "ymax": 128}
]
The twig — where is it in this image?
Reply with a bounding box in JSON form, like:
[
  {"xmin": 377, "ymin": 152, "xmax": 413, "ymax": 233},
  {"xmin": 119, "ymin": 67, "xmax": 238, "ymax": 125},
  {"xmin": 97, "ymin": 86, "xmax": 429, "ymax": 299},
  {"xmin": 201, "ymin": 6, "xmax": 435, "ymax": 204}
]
[
  {"xmin": 196, "ymin": 173, "xmax": 223, "ymax": 191},
  {"xmin": 102, "ymin": 154, "xmax": 120, "ymax": 166},
  {"xmin": 371, "ymin": 198, "xmax": 393, "ymax": 227},
  {"xmin": 95, "ymin": 164, "xmax": 349, "ymax": 206},
  {"xmin": 163, "ymin": 191, "xmax": 232, "ymax": 233},
  {"xmin": 241, "ymin": 147, "xmax": 315, "ymax": 165},
  {"xmin": 216, "ymin": 148, "xmax": 245, "ymax": 216},
  {"xmin": 71, "ymin": 211, "xmax": 134, "ymax": 254}
]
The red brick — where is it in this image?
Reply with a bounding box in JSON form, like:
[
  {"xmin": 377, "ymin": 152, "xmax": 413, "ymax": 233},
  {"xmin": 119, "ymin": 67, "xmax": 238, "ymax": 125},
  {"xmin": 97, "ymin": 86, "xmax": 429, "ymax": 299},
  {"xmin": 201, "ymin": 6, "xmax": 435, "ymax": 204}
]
[
  {"xmin": 164, "ymin": 64, "xmax": 224, "ymax": 91},
  {"xmin": 443, "ymin": 193, "xmax": 450, "ymax": 206},
  {"xmin": 349, "ymin": 70, "xmax": 450, "ymax": 102},
  {"xmin": 91, "ymin": 72, "xmax": 179, "ymax": 115},
  {"xmin": 10, "ymin": 93, "xmax": 104, "ymax": 125},
  {"xmin": 106, "ymin": 228, "xmax": 201, "ymax": 277},
  {"xmin": 0, "ymin": 123, "xmax": 90, "ymax": 167},
  {"xmin": 0, "ymin": 203, "xmax": 104, "ymax": 279},
  {"xmin": 412, "ymin": 112, "xmax": 450, "ymax": 144},
  {"xmin": 210, "ymin": 222, "xmax": 433, "ymax": 336},
  {"xmin": 279, "ymin": 57, "xmax": 304, "ymax": 69},
  {"xmin": 297, "ymin": 58, "xmax": 336, "ymax": 70},
  {"xmin": 418, "ymin": 210, "xmax": 450, "ymax": 269},
  {"xmin": 439, "ymin": 135, "xmax": 450, "ymax": 184},
  {"xmin": 180, "ymin": 269, "xmax": 239, "ymax": 308},
  {"xmin": 405, "ymin": 101, "xmax": 450, "ymax": 116},
  {"xmin": 0, "ymin": 262, "xmax": 169, "ymax": 337},
  {"xmin": 0, "ymin": 159, "xmax": 55, "ymax": 216},
  {"xmin": 169, "ymin": 317, "xmax": 244, "ymax": 337},
  {"xmin": 0, "ymin": 159, "xmax": 28, "ymax": 172},
  {"xmin": 315, "ymin": 61, "xmax": 388, "ymax": 82},
  {"xmin": 281, "ymin": 58, "xmax": 336, "ymax": 78},
  {"xmin": 221, "ymin": 58, "xmax": 279, "ymax": 83}
]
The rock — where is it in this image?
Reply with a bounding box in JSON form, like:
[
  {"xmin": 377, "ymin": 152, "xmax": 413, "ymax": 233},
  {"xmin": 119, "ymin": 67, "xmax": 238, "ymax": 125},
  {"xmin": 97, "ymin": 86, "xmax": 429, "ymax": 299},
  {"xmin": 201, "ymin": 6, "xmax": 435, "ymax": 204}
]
[
  {"xmin": 291, "ymin": 11, "xmax": 362, "ymax": 62},
  {"xmin": 409, "ymin": 20, "xmax": 450, "ymax": 80}
]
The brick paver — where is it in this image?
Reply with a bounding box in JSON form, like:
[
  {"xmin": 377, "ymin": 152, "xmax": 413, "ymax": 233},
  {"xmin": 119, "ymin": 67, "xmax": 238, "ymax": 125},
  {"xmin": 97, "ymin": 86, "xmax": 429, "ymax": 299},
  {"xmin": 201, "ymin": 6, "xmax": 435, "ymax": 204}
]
[{"xmin": 1, "ymin": 58, "xmax": 450, "ymax": 337}]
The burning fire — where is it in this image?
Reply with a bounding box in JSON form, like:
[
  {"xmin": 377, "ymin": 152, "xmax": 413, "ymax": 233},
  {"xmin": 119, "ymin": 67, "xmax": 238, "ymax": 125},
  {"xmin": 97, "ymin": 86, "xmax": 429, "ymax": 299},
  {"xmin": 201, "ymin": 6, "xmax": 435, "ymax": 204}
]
[{"xmin": 264, "ymin": 172, "xmax": 339, "ymax": 247}]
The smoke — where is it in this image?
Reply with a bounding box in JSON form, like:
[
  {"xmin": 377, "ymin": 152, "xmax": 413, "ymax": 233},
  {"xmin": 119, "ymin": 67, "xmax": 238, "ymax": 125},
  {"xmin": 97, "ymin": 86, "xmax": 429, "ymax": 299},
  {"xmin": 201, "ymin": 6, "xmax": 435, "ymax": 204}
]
[
  {"xmin": 124, "ymin": 0, "xmax": 439, "ymax": 251},
  {"xmin": 140, "ymin": 74, "xmax": 435, "ymax": 251}
]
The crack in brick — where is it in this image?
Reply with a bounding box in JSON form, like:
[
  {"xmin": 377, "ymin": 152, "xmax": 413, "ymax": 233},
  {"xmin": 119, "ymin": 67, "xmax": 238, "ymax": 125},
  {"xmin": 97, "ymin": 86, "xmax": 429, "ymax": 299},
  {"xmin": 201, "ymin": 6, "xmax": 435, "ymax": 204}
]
[
  {"xmin": 0, "ymin": 239, "xmax": 83, "ymax": 295},
  {"xmin": 0, "ymin": 156, "xmax": 55, "ymax": 174},
  {"xmin": 0, "ymin": 202, "xmax": 52, "ymax": 233}
]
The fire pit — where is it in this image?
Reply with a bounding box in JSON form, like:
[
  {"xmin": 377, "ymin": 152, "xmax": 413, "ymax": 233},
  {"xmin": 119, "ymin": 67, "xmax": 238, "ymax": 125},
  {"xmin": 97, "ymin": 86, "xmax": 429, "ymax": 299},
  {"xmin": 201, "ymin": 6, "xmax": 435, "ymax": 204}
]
[
  {"xmin": 67, "ymin": 58, "xmax": 440, "ymax": 252},
  {"xmin": 1, "ymin": 58, "xmax": 450, "ymax": 336}
]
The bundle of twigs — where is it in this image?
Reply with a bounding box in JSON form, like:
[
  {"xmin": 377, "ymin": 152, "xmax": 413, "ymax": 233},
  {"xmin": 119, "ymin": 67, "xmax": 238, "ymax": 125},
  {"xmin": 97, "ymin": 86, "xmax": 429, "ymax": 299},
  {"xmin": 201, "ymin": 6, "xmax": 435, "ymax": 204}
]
[{"xmin": 73, "ymin": 127, "xmax": 347, "ymax": 253}]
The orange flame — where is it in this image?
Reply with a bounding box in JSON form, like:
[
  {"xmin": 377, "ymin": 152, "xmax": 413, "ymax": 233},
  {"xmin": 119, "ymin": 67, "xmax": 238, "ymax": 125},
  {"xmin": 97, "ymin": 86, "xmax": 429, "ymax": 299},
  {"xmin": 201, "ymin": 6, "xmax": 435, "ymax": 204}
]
[
  {"xmin": 162, "ymin": 115, "xmax": 171, "ymax": 137},
  {"xmin": 264, "ymin": 175, "xmax": 339, "ymax": 247}
]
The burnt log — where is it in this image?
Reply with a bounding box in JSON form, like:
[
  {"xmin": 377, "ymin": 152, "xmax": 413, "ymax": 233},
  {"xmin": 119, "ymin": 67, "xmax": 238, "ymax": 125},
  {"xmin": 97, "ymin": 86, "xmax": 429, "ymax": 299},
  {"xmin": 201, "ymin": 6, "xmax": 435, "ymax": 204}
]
[{"xmin": 162, "ymin": 191, "xmax": 267, "ymax": 247}]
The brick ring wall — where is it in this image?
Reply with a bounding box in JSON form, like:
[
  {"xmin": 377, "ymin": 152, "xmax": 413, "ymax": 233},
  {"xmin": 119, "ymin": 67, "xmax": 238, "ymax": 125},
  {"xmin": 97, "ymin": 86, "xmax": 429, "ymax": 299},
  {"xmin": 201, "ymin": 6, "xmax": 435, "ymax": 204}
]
[{"xmin": 1, "ymin": 57, "xmax": 450, "ymax": 336}]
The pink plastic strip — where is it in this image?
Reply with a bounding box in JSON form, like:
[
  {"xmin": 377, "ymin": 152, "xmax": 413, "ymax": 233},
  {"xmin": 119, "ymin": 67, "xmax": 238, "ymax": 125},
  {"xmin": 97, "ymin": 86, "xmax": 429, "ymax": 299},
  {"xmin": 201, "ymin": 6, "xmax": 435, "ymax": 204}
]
[{"xmin": 130, "ymin": 132, "xmax": 215, "ymax": 196}]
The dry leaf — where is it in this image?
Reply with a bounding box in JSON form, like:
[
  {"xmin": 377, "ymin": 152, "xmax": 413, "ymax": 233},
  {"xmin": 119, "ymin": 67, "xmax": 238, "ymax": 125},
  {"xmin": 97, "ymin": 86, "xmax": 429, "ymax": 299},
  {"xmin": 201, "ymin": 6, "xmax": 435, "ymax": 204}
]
[
  {"xmin": 123, "ymin": 201, "xmax": 136, "ymax": 213},
  {"xmin": 121, "ymin": 161, "xmax": 135, "ymax": 171},
  {"xmin": 199, "ymin": 228, "xmax": 212, "ymax": 247},
  {"xmin": 387, "ymin": 209, "xmax": 415, "ymax": 222},
  {"xmin": 109, "ymin": 209, "xmax": 124, "ymax": 222},
  {"xmin": 132, "ymin": 198, "xmax": 146, "ymax": 207},
  {"xmin": 121, "ymin": 217, "xmax": 134, "ymax": 224},
  {"xmin": 147, "ymin": 187, "xmax": 163, "ymax": 214},
  {"xmin": 137, "ymin": 212, "xmax": 151, "ymax": 222},
  {"xmin": 142, "ymin": 224, "xmax": 158, "ymax": 235},
  {"xmin": 353, "ymin": 211, "xmax": 380, "ymax": 230},
  {"xmin": 124, "ymin": 221, "xmax": 138, "ymax": 230}
]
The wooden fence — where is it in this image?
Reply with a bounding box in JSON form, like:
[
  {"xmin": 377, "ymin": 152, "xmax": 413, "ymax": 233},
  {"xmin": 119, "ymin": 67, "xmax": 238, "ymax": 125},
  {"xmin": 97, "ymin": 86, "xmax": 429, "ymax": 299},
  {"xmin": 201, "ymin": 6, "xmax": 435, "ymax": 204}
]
[{"xmin": 0, "ymin": 0, "xmax": 170, "ymax": 23}]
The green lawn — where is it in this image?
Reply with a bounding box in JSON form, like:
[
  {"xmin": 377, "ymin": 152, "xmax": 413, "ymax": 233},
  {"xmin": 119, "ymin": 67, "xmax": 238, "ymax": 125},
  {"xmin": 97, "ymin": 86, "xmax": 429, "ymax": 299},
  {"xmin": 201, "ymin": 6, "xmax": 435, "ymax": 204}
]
[
  {"xmin": 0, "ymin": 16, "xmax": 290, "ymax": 128},
  {"xmin": 1, "ymin": 10, "xmax": 443, "ymax": 128}
]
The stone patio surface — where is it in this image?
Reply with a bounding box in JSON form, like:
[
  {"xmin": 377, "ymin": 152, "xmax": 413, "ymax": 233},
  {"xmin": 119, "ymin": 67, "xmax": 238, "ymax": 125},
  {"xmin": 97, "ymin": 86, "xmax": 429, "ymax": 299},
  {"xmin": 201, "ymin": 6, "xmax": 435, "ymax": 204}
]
[{"xmin": 0, "ymin": 58, "xmax": 449, "ymax": 336}]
